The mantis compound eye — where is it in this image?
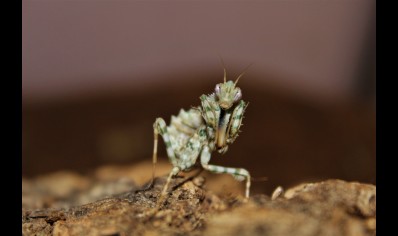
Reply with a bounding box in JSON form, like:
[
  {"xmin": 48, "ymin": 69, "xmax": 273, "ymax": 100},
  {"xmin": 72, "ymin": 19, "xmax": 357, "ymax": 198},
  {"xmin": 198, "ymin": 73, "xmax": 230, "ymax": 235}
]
[
  {"xmin": 233, "ymin": 88, "xmax": 242, "ymax": 102},
  {"xmin": 215, "ymin": 84, "xmax": 221, "ymax": 95}
]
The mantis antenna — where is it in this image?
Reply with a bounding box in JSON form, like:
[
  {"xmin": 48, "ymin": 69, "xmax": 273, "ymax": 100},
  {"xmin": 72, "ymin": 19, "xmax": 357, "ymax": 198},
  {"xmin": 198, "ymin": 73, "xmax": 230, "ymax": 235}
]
[
  {"xmin": 218, "ymin": 57, "xmax": 227, "ymax": 83},
  {"xmin": 235, "ymin": 63, "xmax": 253, "ymax": 85}
]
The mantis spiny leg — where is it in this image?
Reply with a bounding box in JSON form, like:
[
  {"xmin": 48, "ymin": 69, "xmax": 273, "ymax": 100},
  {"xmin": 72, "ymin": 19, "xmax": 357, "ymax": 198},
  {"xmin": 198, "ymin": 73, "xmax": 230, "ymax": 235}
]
[
  {"xmin": 149, "ymin": 118, "xmax": 178, "ymax": 189},
  {"xmin": 156, "ymin": 166, "xmax": 180, "ymax": 209},
  {"xmin": 204, "ymin": 165, "xmax": 251, "ymax": 198},
  {"xmin": 200, "ymin": 146, "xmax": 251, "ymax": 198}
]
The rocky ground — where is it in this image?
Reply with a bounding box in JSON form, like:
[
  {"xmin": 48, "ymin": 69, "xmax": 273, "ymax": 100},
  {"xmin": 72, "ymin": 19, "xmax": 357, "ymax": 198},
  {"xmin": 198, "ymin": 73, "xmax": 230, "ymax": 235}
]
[{"xmin": 22, "ymin": 162, "xmax": 376, "ymax": 236}]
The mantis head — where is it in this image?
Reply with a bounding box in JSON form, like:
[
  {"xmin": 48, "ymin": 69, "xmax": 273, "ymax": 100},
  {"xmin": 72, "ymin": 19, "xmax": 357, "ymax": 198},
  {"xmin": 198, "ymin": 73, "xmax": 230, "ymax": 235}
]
[{"xmin": 214, "ymin": 68, "xmax": 244, "ymax": 110}]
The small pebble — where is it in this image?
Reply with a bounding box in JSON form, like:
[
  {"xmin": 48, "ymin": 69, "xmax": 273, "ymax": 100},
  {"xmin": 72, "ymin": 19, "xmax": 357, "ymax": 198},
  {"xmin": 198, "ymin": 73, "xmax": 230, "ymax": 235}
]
[
  {"xmin": 193, "ymin": 176, "xmax": 205, "ymax": 187},
  {"xmin": 271, "ymin": 186, "xmax": 284, "ymax": 200}
]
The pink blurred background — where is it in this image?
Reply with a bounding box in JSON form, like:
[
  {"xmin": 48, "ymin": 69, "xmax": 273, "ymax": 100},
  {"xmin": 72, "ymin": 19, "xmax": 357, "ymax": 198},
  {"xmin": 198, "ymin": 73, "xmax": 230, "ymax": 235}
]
[{"xmin": 22, "ymin": 0, "xmax": 375, "ymax": 194}]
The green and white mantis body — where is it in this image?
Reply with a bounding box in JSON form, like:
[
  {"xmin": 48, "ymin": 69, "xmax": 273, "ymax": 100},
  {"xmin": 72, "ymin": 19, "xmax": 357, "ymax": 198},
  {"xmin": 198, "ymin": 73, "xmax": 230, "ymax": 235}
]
[{"xmin": 151, "ymin": 68, "xmax": 250, "ymax": 209}]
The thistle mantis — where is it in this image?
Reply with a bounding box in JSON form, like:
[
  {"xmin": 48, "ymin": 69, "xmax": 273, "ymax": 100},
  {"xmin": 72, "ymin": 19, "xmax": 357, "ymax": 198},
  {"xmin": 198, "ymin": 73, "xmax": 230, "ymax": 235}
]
[{"xmin": 150, "ymin": 66, "xmax": 251, "ymax": 208}]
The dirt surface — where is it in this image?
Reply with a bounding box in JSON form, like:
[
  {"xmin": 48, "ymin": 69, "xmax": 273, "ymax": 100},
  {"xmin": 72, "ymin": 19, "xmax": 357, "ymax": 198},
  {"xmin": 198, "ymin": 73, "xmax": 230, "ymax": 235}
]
[{"xmin": 22, "ymin": 163, "xmax": 376, "ymax": 236}]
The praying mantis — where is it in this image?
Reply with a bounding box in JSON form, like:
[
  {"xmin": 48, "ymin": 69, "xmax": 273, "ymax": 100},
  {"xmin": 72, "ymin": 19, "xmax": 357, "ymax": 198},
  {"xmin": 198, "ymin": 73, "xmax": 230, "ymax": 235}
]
[{"xmin": 150, "ymin": 65, "xmax": 251, "ymax": 209}]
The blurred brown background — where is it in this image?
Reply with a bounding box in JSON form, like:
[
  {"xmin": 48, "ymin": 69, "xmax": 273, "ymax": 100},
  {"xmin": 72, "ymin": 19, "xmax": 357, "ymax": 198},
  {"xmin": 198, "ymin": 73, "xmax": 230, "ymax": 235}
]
[{"xmin": 22, "ymin": 0, "xmax": 375, "ymax": 195}]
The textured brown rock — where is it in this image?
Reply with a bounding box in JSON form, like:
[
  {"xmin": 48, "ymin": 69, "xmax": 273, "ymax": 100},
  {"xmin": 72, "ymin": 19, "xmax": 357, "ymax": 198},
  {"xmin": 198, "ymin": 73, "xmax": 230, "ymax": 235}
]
[
  {"xmin": 206, "ymin": 180, "xmax": 376, "ymax": 236},
  {"xmin": 22, "ymin": 165, "xmax": 376, "ymax": 236}
]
